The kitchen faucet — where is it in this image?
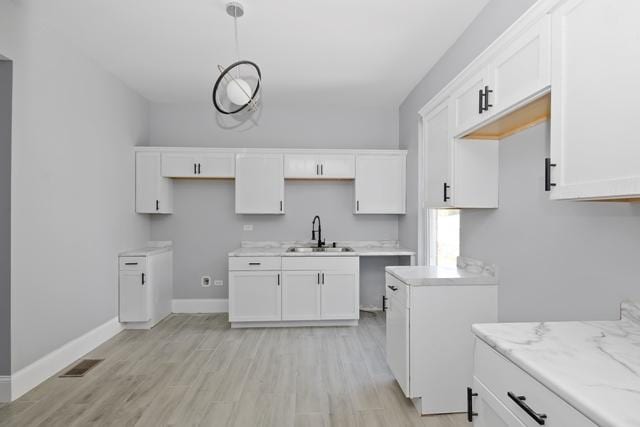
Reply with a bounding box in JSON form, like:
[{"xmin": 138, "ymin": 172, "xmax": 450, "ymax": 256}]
[{"xmin": 311, "ymin": 215, "xmax": 325, "ymax": 248}]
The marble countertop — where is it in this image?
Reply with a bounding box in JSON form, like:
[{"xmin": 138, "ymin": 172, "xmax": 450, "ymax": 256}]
[
  {"xmin": 385, "ymin": 257, "xmax": 497, "ymax": 286},
  {"xmin": 473, "ymin": 301, "xmax": 640, "ymax": 427},
  {"xmin": 228, "ymin": 240, "xmax": 416, "ymax": 258},
  {"xmin": 120, "ymin": 241, "xmax": 173, "ymax": 257}
]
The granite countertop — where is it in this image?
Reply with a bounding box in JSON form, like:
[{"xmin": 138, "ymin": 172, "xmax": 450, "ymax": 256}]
[
  {"xmin": 228, "ymin": 241, "xmax": 416, "ymax": 258},
  {"xmin": 385, "ymin": 257, "xmax": 497, "ymax": 286},
  {"xmin": 472, "ymin": 301, "xmax": 640, "ymax": 427},
  {"xmin": 120, "ymin": 241, "xmax": 173, "ymax": 257}
]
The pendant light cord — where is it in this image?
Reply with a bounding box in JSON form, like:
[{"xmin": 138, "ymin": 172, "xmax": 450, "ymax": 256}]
[{"xmin": 233, "ymin": 9, "xmax": 240, "ymax": 78}]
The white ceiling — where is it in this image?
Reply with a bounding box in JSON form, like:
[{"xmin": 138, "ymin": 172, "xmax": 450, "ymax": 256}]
[{"xmin": 21, "ymin": 0, "xmax": 489, "ymax": 107}]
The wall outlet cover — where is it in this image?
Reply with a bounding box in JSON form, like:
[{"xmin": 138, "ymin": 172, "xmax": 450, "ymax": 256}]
[
  {"xmin": 243, "ymin": 224, "xmax": 253, "ymax": 231},
  {"xmin": 213, "ymin": 280, "xmax": 224, "ymax": 287},
  {"xmin": 201, "ymin": 275, "xmax": 212, "ymax": 287}
]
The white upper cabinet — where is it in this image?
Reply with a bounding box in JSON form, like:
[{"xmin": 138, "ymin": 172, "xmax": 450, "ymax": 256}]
[
  {"xmin": 451, "ymin": 67, "xmax": 491, "ymax": 137},
  {"xmin": 136, "ymin": 152, "xmax": 173, "ymax": 214},
  {"xmin": 235, "ymin": 153, "xmax": 285, "ymax": 214},
  {"xmin": 161, "ymin": 152, "xmax": 234, "ymax": 178},
  {"xmin": 355, "ymin": 153, "xmax": 406, "ymax": 214},
  {"xmin": 549, "ymin": 0, "xmax": 640, "ymax": 200},
  {"xmin": 424, "ymin": 101, "xmax": 453, "ymax": 208},
  {"xmin": 423, "ymin": 100, "xmax": 498, "ymax": 209},
  {"xmin": 487, "ymin": 15, "xmax": 550, "ymax": 117},
  {"xmin": 284, "ymin": 154, "xmax": 355, "ymax": 179}
]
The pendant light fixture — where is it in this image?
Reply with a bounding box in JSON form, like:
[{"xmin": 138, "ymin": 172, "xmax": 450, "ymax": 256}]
[{"xmin": 212, "ymin": 2, "xmax": 262, "ymax": 120}]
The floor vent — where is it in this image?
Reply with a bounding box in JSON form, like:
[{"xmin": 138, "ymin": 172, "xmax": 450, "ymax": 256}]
[{"xmin": 59, "ymin": 359, "xmax": 104, "ymax": 378}]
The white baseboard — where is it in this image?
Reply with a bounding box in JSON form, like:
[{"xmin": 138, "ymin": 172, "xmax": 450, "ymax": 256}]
[
  {"xmin": 0, "ymin": 376, "xmax": 10, "ymax": 403},
  {"xmin": 10, "ymin": 317, "xmax": 123, "ymax": 401},
  {"xmin": 172, "ymin": 299, "xmax": 228, "ymax": 313}
]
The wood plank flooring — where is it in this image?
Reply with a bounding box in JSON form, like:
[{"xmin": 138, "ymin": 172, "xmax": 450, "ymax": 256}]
[{"xmin": 0, "ymin": 312, "xmax": 467, "ymax": 427}]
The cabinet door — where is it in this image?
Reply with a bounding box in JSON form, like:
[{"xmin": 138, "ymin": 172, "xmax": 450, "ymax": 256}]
[
  {"xmin": 229, "ymin": 271, "xmax": 281, "ymax": 322},
  {"xmin": 282, "ymin": 271, "xmax": 321, "ymax": 320},
  {"xmin": 136, "ymin": 152, "xmax": 173, "ymax": 214},
  {"xmin": 386, "ymin": 292, "xmax": 410, "ymax": 397},
  {"xmin": 161, "ymin": 153, "xmax": 198, "ymax": 178},
  {"xmin": 424, "ymin": 101, "xmax": 453, "ymax": 208},
  {"xmin": 451, "ymin": 68, "xmax": 490, "ymax": 136},
  {"xmin": 355, "ymin": 154, "xmax": 406, "ymax": 214},
  {"xmin": 284, "ymin": 154, "xmax": 319, "ymax": 178},
  {"xmin": 489, "ymin": 16, "xmax": 550, "ymax": 117},
  {"xmin": 235, "ymin": 154, "xmax": 285, "ymax": 214},
  {"xmin": 549, "ymin": 0, "xmax": 640, "ymax": 200},
  {"xmin": 199, "ymin": 153, "xmax": 235, "ymax": 178},
  {"xmin": 119, "ymin": 269, "xmax": 149, "ymax": 322},
  {"xmin": 317, "ymin": 154, "xmax": 355, "ymax": 179},
  {"xmin": 472, "ymin": 377, "xmax": 525, "ymax": 427},
  {"xmin": 320, "ymin": 271, "xmax": 359, "ymax": 320}
]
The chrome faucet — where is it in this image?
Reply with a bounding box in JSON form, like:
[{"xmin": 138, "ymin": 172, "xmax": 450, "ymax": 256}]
[{"xmin": 311, "ymin": 215, "xmax": 325, "ymax": 248}]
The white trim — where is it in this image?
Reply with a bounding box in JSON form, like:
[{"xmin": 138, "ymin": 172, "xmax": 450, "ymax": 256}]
[
  {"xmin": 135, "ymin": 146, "xmax": 408, "ymax": 156},
  {"xmin": 172, "ymin": 299, "xmax": 229, "ymax": 313},
  {"xmin": 231, "ymin": 319, "xmax": 358, "ymax": 329},
  {"xmin": 0, "ymin": 376, "xmax": 11, "ymax": 403},
  {"xmin": 10, "ymin": 317, "xmax": 123, "ymax": 401}
]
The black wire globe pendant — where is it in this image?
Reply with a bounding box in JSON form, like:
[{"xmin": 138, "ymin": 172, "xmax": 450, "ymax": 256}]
[{"xmin": 212, "ymin": 60, "xmax": 262, "ymax": 115}]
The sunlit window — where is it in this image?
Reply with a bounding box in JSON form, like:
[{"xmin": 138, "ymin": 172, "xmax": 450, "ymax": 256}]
[{"xmin": 432, "ymin": 209, "xmax": 460, "ymax": 267}]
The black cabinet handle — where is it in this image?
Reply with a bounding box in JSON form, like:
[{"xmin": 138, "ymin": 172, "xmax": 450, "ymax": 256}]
[
  {"xmin": 248, "ymin": 262, "xmax": 261, "ymax": 266},
  {"xmin": 317, "ymin": 273, "xmax": 321, "ymax": 284},
  {"xmin": 508, "ymin": 392, "xmax": 547, "ymax": 425},
  {"xmin": 155, "ymin": 200, "xmax": 159, "ymax": 211},
  {"xmin": 544, "ymin": 158, "xmax": 556, "ymax": 192},
  {"xmin": 194, "ymin": 163, "xmax": 197, "ymax": 175},
  {"xmin": 483, "ymin": 85, "xmax": 493, "ymax": 111},
  {"xmin": 280, "ymin": 201, "xmax": 283, "ymax": 212},
  {"xmin": 141, "ymin": 272, "xmax": 145, "ymax": 285},
  {"xmin": 478, "ymin": 88, "xmax": 484, "ymax": 114},
  {"xmin": 443, "ymin": 182, "xmax": 451, "ymax": 202},
  {"xmin": 356, "ymin": 200, "xmax": 360, "ymax": 212},
  {"xmin": 277, "ymin": 273, "xmax": 280, "ymax": 286},
  {"xmin": 125, "ymin": 262, "xmax": 138, "ymax": 266},
  {"xmin": 198, "ymin": 163, "xmax": 201, "ymax": 174},
  {"xmin": 382, "ymin": 295, "xmax": 388, "ymax": 312},
  {"xmin": 387, "ymin": 285, "xmax": 398, "ymax": 291},
  {"xmin": 321, "ymin": 273, "xmax": 325, "ymax": 284},
  {"xmin": 316, "ymin": 164, "xmax": 320, "ymax": 175},
  {"xmin": 467, "ymin": 387, "xmax": 478, "ymax": 422},
  {"xmin": 320, "ymin": 164, "xmax": 324, "ymax": 175}
]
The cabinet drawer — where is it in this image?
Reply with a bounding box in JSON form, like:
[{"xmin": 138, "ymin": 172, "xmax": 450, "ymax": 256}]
[
  {"xmin": 228, "ymin": 256, "xmax": 281, "ymax": 271},
  {"xmin": 282, "ymin": 256, "xmax": 358, "ymax": 272},
  {"xmin": 119, "ymin": 257, "xmax": 146, "ymax": 271},
  {"xmin": 474, "ymin": 339, "xmax": 596, "ymax": 427},
  {"xmin": 385, "ymin": 273, "xmax": 409, "ymax": 308}
]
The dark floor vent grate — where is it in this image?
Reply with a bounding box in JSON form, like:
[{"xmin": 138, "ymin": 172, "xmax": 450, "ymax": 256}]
[{"xmin": 59, "ymin": 359, "xmax": 104, "ymax": 377}]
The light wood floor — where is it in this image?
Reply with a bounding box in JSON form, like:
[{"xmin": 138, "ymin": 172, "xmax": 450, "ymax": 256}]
[{"xmin": 0, "ymin": 312, "xmax": 467, "ymax": 427}]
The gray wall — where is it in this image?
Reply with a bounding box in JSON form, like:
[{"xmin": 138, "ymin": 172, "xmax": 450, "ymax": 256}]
[
  {"xmin": 462, "ymin": 123, "xmax": 640, "ymax": 322},
  {"xmin": 149, "ymin": 103, "xmax": 400, "ymax": 303},
  {"xmin": 0, "ymin": 59, "xmax": 11, "ymax": 376},
  {"xmin": 398, "ymin": 0, "xmax": 536, "ymax": 253}
]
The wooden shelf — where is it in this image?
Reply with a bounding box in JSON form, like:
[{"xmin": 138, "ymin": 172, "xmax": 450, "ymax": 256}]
[{"xmin": 463, "ymin": 93, "xmax": 551, "ymax": 140}]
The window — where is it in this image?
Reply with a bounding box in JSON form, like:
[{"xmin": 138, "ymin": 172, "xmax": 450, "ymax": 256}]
[{"xmin": 428, "ymin": 209, "xmax": 460, "ymax": 267}]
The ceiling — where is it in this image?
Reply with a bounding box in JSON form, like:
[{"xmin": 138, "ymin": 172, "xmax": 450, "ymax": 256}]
[{"xmin": 21, "ymin": 0, "xmax": 489, "ymax": 107}]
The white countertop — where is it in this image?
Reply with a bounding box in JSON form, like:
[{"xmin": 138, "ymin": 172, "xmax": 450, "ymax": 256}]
[
  {"xmin": 228, "ymin": 240, "xmax": 415, "ymax": 258},
  {"xmin": 120, "ymin": 241, "xmax": 172, "ymax": 257},
  {"xmin": 472, "ymin": 301, "xmax": 640, "ymax": 427},
  {"xmin": 385, "ymin": 257, "xmax": 497, "ymax": 286}
]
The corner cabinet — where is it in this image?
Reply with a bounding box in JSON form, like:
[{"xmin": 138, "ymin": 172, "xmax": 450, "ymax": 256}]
[
  {"xmin": 355, "ymin": 153, "xmax": 406, "ymax": 214},
  {"xmin": 135, "ymin": 152, "xmax": 173, "ymax": 214},
  {"xmin": 548, "ymin": 0, "xmax": 640, "ymax": 200},
  {"xmin": 235, "ymin": 153, "xmax": 285, "ymax": 214}
]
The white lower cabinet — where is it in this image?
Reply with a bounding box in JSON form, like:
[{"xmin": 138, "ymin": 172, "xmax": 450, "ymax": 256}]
[
  {"xmin": 229, "ymin": 270, "xmax": 282, "ymax": 322},
  {"xmin": 119, "ymin": 261, "xmax": 150, "ymax": 323},
  {"xmin": 282, "ymin": 271, "xmax": 321, "ymax": 320},
  {"xmin": 470, "ymin": 339, "xmax": 596, "ymax": 426}
]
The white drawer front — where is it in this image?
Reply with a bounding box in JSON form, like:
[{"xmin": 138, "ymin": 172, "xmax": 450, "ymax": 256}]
[
  {"xmin": 474, "ymin": 339, "xmax": 596, "ymax": 427},
  {"xmin": 385, "ymin": 273, "xmax": 409, "ymax": 308},
  {"xmin": 228, "ymin": 256, "xmax": 282, "ymax": 271},
  {"xmin": 119, "ymin": 257, "xmax": 146, "ymax": 271},
  {"xmin": 282, "ymin": 256, "xmax": 358, "ymax": 272}
]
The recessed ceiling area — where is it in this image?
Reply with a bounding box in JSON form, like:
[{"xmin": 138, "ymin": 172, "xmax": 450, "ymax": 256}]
[{"xmin": 20, "ymin": 0, "xmax": 489, "ymax": 107}]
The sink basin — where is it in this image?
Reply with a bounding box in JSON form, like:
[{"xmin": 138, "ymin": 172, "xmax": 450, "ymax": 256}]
[{"xmin": 287, "ymin": 246, "xmax": 354, "ymax": 253}]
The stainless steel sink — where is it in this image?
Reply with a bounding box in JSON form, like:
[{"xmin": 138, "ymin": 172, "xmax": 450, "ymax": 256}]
[{"xmin": 287, "ymin": 246, "xmax": 354, "ymax": 253}]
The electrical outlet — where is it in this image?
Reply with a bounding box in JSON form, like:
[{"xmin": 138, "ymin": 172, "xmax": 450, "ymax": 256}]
[
  {"xmin": 213, "ymin": 280, "xmax": 224, "ymax": 287},
  {"xmin": 201, "ymin": 275, "xmax": 212, "ymax": 287},
  {"xmin": 243, "ymin": 224, "xmax": 253, "ymax": 231}
]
